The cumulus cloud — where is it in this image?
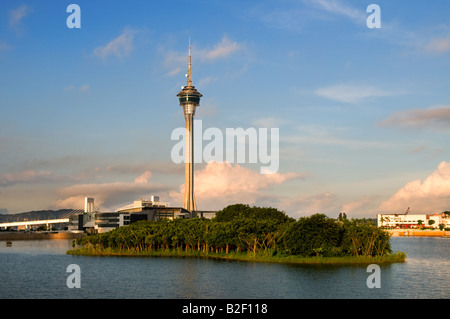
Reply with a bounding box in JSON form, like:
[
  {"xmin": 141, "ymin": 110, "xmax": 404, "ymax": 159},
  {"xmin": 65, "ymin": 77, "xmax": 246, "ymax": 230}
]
[
  {"xmin": 170, "ymin": 161, "xmax": 305, "ymax": 210},
  {"xmin": 53, "ymin": 171, "xmax": 170, "ymax": 210},
  {"xmin": 93, "ymin": 27, "xmax": 136, "ymax": 59},
  {"xmin": 134, "ymin": 171, "xmax": 152, "ymax": 183},
  {"xmin": 379, "ymin": 105, "xmax": 450, "ymax": 131},
  {"xmin": 379, "ymin": 161, "xmax": 450, "ymax": 214}
]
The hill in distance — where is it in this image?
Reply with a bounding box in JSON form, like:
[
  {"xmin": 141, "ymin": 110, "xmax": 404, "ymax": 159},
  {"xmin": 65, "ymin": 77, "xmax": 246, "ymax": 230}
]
[{"xmin": 0, "ymin": 209, "xmax": 74, "ymax": 223}]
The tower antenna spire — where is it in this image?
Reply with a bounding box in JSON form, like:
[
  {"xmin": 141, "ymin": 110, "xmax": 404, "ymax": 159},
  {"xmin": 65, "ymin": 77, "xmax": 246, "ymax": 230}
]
[{"xmin": 187, "ymin": 37, "xmax": 192, "ymax": 87}]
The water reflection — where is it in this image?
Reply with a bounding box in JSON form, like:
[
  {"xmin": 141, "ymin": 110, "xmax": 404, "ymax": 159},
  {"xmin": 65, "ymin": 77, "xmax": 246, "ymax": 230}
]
[
  {"xmin": 0, "ymin": 237, "xmax": 448, "ymax": 299},
  {"xmin": 0, "ymin": 239, "xmax": 73, "ymax": 255}
]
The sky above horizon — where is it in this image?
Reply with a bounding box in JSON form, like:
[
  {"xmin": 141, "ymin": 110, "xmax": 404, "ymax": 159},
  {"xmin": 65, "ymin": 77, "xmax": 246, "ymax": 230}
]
[{"xmin": 1, "ymin": 0, "xmax": 450, "ymax": 218}]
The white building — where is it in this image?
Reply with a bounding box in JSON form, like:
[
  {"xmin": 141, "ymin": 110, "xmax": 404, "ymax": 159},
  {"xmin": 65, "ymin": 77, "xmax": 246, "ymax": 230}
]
[
  {"xmin": 117, "ymin": 196, "xmax": 169, "ymax": 213},
  {"xmin": 377, "ymin": 212, "xmax": 449, "ymax": 229}
]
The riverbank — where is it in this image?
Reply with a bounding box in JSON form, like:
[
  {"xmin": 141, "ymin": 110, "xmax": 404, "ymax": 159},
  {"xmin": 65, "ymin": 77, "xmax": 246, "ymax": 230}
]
[
  {"xmin": 66, "ymin": 247, "xmax": 407, "ymax": 265},
  {"xmin": 0, "ymin": 231, "xmax": 86, "ymax": 241},
  {"xmin": 388, "ymin": 230, "xmax": 450, "ymax": 237}
]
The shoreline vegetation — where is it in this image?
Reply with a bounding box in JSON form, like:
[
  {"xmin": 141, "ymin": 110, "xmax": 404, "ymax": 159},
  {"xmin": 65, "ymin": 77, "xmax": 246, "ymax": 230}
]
[
  {"xmin": 67, "ymin": 204, "xmax": 407, "ymax": 265},
  {"xmin": 66, "ymin": 246, "xmax": 406, "ymax": 265}
]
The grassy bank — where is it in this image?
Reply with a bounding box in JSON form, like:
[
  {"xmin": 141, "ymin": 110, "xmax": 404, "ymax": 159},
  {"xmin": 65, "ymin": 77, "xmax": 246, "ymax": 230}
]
[{"xmin": 66, "ymin": 247, "xmax": 406, "ymax": 265}]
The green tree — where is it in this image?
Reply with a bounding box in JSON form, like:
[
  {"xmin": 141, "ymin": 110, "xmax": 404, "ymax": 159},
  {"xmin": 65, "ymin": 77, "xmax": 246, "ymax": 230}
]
[
  {"xmin": 73, "ymin": 204, "xmax": 394, "ymax": 259},
  {"xmin": 341, "ymin": 220, "xmax": 391, "ymax": 257},
  {"xmin": 214, "ymin": 204, "xmax": 292, "ymax": 223},
  {"xmin": 283, "ymin": 214, "xmax": 343, "ymax": 257}
]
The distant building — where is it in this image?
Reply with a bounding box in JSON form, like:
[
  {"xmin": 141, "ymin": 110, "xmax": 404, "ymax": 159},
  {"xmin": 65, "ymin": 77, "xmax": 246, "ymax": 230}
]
[
  {"xmin": 196, "ymin": 211, "xmax": 217, "ymax": 219},
  {"xmin": 116, "ymin": 196, "xmax": 169, "ymax": 213},
  {"xmin": 68, "ymin": 196, "xmax": 217, "ymax": 234},
  {"xmin": 85, "ymin": 197, "xmax": 95, "ymax": 213},
  {"xmin": 377, "ymin": 212, "xmax": 449, "ymax": 229}
]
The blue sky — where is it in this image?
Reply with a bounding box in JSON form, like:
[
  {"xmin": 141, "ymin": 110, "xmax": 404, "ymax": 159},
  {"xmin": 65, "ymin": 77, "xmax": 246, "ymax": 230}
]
[{"xmin": 1, "ymin": 0, "xmax": 450, "ymax": 218}]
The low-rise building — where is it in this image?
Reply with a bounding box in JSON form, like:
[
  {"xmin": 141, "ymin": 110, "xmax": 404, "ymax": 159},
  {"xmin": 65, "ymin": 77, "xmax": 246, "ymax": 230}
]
[
  {"xmin": 68, "ymin": 196, "xmax": 202, "ymax": 233},
  {"xmin": 377, "ymin": 212, "xmax": 450, "ymax": 229},
  {"xmin": 117, "ymin": 196, "xmax": 169, "ymax": 213}
]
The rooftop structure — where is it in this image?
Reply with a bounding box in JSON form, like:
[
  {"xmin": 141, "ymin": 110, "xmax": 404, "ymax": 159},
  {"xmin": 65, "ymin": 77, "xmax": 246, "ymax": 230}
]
[{"xmin": 117, "ymin": 196, "xmax": 168, "ymax": 213}]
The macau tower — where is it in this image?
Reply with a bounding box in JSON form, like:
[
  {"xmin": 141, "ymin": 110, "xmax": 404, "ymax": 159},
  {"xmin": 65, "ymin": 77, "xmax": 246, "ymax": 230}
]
[{"xmin": 177, "ymin": 39, "xmax": 202, "ymax": 212}]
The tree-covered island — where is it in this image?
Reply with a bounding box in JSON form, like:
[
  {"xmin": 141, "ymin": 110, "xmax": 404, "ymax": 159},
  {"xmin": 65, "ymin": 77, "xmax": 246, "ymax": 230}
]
[{"xmin": 67, "ymin": 204, "xmax": 406, "ymax": 264}]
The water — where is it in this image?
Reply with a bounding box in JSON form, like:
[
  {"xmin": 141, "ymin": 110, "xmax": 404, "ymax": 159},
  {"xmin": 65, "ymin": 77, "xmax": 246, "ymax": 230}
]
[{"xmin": 0, "ymin": 237, "xmax": 448, "ymax": 299}]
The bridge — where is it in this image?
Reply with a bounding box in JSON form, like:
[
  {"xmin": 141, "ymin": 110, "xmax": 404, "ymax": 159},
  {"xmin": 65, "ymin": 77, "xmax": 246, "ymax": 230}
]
[
  {"xmin": 0, "ymin": 218, "xmax": 70, "ymax": 229},
  {"xmin": 0, "ymin": 197, "xmax": 107, "ymax": 230}
]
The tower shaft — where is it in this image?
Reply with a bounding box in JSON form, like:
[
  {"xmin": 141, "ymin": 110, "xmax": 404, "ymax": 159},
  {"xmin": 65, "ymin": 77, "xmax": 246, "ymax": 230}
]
[{"xmin": 183, "ymin": 112, "xmax": 196, "ymax": 211}]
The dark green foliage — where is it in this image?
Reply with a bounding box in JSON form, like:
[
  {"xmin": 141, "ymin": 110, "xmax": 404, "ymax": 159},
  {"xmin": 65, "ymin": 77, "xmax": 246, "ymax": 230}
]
[
  {"xmin": 214, "ymin": 204, "xmax": 294, "ymax": 223},
  {"xmin": 75, "ymin": 207, "xmax": 392, "ymax": 258},
  {"xmin": 283, "ymin": 214, "xmax": 343, "ymax": 257},
  {"xmin": 341, "ymin": 219, "xmax": 392, "ymax": 257}
]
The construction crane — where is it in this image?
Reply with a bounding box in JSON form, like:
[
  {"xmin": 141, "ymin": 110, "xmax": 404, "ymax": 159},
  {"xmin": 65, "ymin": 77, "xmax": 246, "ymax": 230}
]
[{"xmin": 405, "ymin": 207, "xmax": 410, "ymax": 215}]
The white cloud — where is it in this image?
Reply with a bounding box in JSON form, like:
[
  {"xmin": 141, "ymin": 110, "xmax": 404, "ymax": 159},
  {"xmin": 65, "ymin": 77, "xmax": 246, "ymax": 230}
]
[
  {"xmin": 305, "ymin": 0, "xmax": 365, "ymax": 22},
  {"xmin": 315, "ymin": 84, "xmax": 395, "ymax": 103},
  {"xmin": 54, "ymin": 171, "xmax": 170, "ymax": 210},
  {"xmin": 93, "ymin": 27, "xmax": 136, "ymax": 59},
  {"xmin": 197, "ymin": 36, "xmax": 243, "ymax": 61},
  {"xmin": 170, "ymin": 161, "xmax": 305, "ymax": 210},
  {"xmin": 379, "ymin": 161, "xmax": 450, "ymax": 214},
  {"xmin": 134, "ymin": 171, "xmax": 152, "ymax": 183},
  {"xmin": 253, "ymin": 0, "xmax": 365, "ymax": 32},
  {"xmin": 164, "ymin": 36, "xmax": 244, "ymax": 75},
  {"xmin": 166, "ymin": 67, "xmax": 182, "ymax": 76}
]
